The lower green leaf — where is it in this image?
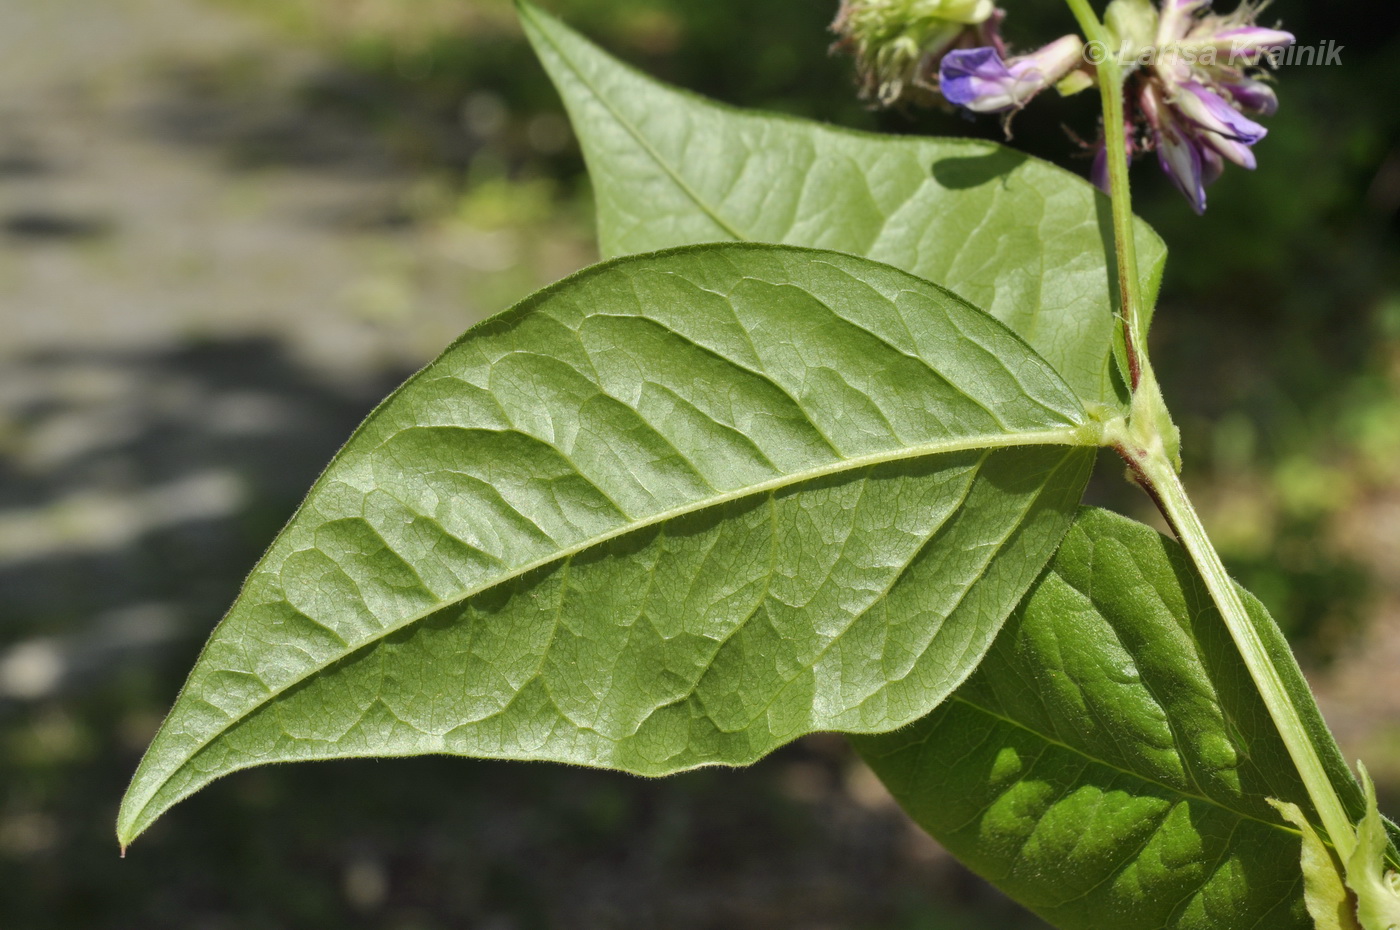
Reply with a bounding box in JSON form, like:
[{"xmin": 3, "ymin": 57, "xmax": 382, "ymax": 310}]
[{"xmin": 854, "ymin": 507, "xmax": 1378, "ymax": 930}]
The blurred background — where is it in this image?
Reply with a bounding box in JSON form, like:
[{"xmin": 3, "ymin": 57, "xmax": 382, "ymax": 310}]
[{"xmin": 1, "ymin": 0, "xmax": 1397, "ymax": 926}]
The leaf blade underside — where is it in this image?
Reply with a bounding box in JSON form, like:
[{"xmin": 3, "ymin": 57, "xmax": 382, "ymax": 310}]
[{"xmin": 118, "ymin": 244, "xmax": 1097, "ymax": 846}]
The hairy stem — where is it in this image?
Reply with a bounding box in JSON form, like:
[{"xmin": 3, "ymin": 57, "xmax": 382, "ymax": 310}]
[
  {"xmin": 1064, "ymin": 0, "xmax": 1145, "ymax": 389},
  {"xmin": 1066, "ymin": 0, "xmax": 1358, "ymax": 858},
  {"xmin": 1135, "ymin": 452, "xmax": 1357, "ymax": 861}
]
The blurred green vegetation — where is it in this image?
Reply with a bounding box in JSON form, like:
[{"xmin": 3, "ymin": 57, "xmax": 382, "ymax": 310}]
[{"xmin": 4, "ymin": 0, "xmax": 1398, "ymax": 927}]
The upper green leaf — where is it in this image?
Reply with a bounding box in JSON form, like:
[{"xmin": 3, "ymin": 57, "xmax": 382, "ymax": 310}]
[
  {"xmin": 854, "ymin": 507, "xmax": 1381, "ymax": 930},
  {"xmin": 519, "ymin": 1, "xmax": 1168, "ymax": 410},
  {"xmin": 118, "ymin": 243, "xmax": 1098, "ymax": 847}
]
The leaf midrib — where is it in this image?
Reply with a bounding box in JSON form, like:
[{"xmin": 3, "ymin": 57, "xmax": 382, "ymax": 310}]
[{"xmin": 120, "ymin": 426, "xmax": 1089, "ymax": 838}]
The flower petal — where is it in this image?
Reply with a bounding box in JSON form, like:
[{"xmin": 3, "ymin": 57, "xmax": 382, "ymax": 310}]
[
  {"xmin": 940, "ymin": 47, "xmax": 1021, "ymax": 111},
  {"xmin": 1200, "ymin": 129, "xmax": 1256, "ymax": 169},
  {"xmin": 1221, "ymin": 76, "xmax": 1278, "ymax": 115},
  {"xmin": 939, "ymin": 36, "xmax": 1084, "ymax": 113},
  {"xmin": 1019, "ymin": 34, "xmax": 1087, "ymax": 84},
  {"xmin": 1157, "ymin": 125, "xmax": 1209, "ymax": 214},
  {"xmin": 1175, "ymin": 81, "xmax": 1267, "ymax": 143},
  {"xmin": 1212, "ymin": 25, "xmax": 1295, "ymax": 57}
]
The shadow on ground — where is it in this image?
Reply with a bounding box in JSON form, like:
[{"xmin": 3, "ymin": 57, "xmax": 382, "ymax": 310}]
[{"xmin": 0, "ymin": 339, "xmax": 405, "ymax": 683}]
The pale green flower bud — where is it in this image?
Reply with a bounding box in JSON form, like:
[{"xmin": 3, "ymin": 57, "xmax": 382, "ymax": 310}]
[
  {"xmin": 1103, "ymin": 0, "xmax": 1160, "ymax": 64},
  {"xmin": 832, "ymin": 0, "xmax": 1000, "ymax": 107}
]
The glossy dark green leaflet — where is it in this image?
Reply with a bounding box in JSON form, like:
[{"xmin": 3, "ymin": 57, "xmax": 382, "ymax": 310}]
[{"xmin": 855, "ymin": 507, "xmax": 1395, "ymax": 930}]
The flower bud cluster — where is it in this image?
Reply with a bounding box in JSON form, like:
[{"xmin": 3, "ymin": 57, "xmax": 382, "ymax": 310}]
[
  {"xmin": 830, "ymin": 0, "xmax": 1004, "ymax": 107},
  {"xmin": 832, "ymin": 0, "xmax": 1294, "ymax": 212}
]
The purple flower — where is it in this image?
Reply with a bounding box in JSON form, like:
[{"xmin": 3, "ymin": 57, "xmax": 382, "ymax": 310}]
[
  {"xmin": 1128, "ymin": 0, "xmax": 1294, "ymax": 211},
  {"xmin": 1218, "ymin": 76, "xmax": 1277, "ymax": 115},
  {"xmin": 1148, "ymin": 99, "xmax": 1219, "ymax": 213},
  {"xmin": 913, "ymin": 0, "xmax": 1295, "ymax": 212},
  {"xmin": 940, "ymin": 35, "xmax": 1085, "ymax": 113},
  {"xmin": 1157, "ymin": 138, "xmax": 1209, "ymax": 215}
]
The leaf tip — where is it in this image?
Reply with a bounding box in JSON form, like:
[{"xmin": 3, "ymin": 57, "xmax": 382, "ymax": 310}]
[
  {"xmin": 514, "ymin": 0, "xmax": 551, "ymax": 34},
  {"xmin": 114, "ymin": 810, "xmax": 140, "ymax": 853},
  {"xmin": 115, "ymin": 780, "xmax": 158, "ymax": 853}
]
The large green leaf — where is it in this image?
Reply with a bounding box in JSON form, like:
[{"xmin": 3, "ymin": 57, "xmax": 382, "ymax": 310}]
[
  {"xmin": 118, "ymin": 244, "xmax": 1098, "ymax": 847},
  {"xmin": 519, "ymin": 1, "xmax": 1168, "ymax": 410},
  {"xmin": 854, "ymin": 507, "xmax": 1379, "ymax": 930}
]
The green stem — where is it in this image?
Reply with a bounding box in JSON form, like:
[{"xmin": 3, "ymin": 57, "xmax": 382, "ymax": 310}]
[
  {"xmin": 1136, "ymin": 453, "xmax": 1357, "ymax": 861},
  {"xmin": 1064, "ymin": 0, "xmax": 1357, "ymax": 858},
  {"xmin": 1064, "ymin": 0, "xmax": 1145, "ymax": 389}
]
